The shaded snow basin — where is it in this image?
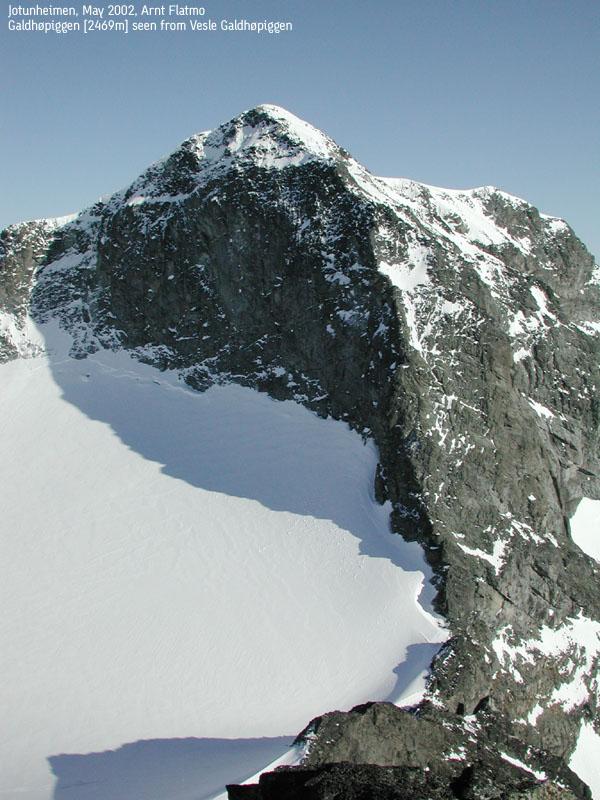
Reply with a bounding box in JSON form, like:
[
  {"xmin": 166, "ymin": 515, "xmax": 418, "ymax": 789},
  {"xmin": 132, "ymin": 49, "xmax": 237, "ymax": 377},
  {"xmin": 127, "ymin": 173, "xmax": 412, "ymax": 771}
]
[{"xmin": 0, "ymin": 323, "xmax": 446, "ymax": 800}]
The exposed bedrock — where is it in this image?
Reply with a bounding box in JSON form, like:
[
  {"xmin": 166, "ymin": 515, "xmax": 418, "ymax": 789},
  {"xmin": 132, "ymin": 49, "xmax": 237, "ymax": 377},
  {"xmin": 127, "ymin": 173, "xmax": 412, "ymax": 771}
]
[{"xmin": 1, "ymin": 105, "xmax": 599, "ymax": 794}]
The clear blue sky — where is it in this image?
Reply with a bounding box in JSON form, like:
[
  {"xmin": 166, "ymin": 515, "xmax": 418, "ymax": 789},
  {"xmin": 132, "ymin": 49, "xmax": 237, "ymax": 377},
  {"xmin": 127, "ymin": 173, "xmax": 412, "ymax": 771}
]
[{"xmin": 2, "ymin": 0, "xmax": 598, "ymax": 258}]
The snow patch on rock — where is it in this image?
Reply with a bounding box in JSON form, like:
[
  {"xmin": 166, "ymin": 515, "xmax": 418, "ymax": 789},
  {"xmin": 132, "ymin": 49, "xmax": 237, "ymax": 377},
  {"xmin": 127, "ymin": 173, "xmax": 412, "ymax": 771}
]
[
  {"xmin": 570, "ymin": 720, "xmax": 600, "ymax": 799},
  {"xmin": 571, "ymin": 498, "xmax": 600, "ymax": 563}
]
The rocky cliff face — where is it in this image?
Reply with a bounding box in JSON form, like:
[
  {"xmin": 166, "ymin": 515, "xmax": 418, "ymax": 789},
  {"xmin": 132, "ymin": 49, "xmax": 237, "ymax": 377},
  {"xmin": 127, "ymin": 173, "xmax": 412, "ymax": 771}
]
[{"xmin": 1, "ymin": 105, "xmax": 598, "ymax": 797}]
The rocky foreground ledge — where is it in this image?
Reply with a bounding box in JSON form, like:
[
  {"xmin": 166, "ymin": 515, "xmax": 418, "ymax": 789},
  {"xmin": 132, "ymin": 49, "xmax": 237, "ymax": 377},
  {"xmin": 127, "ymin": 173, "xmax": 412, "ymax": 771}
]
[
  {"xmin": 227, "ymin": 702, "xmax": 589, "ymax": 799},
  {"xmin": 228, "ymin": 761, "xmax": 574, "ymax": 800}
]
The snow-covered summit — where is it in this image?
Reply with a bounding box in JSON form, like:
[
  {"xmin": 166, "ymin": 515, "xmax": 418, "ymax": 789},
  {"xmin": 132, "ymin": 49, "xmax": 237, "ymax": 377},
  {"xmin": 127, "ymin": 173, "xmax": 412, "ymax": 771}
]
[
  {"xmin": 120, "ymin": 104, "xmax": 341, "ymax": 208},
  {"xmin": 226, "ymin": 103, "xmax": 338, "ymax": 160},
  {"xmin": 190, "ymin": 103, "xmax": 339, "ymax": 169}
]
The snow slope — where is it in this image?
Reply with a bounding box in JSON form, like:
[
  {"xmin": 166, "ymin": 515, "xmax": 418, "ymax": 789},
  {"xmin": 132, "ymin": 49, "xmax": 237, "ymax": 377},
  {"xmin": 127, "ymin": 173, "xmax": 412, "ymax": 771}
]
[
  {"xmin": 0, "ymin": 323, "xmax": 446, "ymax": 800},
  {"xmin": 570, "ymin": 721, "xmax": 600, "ymax": 799},
  {"xmin": 571, "ymin": 497, "xmax": 600, "ymax": 563}
]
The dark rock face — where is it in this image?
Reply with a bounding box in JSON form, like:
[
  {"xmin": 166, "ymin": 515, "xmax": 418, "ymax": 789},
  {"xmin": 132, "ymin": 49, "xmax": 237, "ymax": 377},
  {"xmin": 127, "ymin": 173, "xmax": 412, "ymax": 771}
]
[
  {"xmin": 227, "ymin": 759, "xmax": 578, "ymax": 800},
  {"xmin": 1, "ymin": 105, "xmax": 599, "ymax": 794}
]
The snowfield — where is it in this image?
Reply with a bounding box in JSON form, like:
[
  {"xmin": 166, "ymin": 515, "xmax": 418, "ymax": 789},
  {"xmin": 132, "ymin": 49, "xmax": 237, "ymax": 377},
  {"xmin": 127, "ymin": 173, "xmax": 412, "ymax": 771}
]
[
  {"xmin": 570, "ymin": 720, "xmax": 600, "ymax": 799},
  {"xmin": 0, "ymin": 323, "xmax": 446, "ymax": 800},
  {"xmin": 568, "ymin": 499, "xmax": 600, "ymax": 799},
  {"xmin": 571, "ymin": 497, "xmax": 600, "ymax": 564}
]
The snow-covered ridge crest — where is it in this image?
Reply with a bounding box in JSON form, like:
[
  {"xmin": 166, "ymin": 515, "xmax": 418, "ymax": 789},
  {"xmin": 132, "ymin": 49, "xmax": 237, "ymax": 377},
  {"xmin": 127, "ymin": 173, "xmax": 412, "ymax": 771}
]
[
  {"xmin": 0, "ymin": 213, "xmax": 77, "ymax": 235},
  {"xmin": 376, "ymin": 177, "xmax": 569, "ymax": 255},
  {"xmin": 70, "ymin": 103, "xmax": 573, "ymax": 258}
]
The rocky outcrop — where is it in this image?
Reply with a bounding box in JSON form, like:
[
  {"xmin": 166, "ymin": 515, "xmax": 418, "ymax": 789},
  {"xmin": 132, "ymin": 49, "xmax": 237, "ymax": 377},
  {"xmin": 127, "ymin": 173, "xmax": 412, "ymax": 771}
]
[
  {"xmin": 1, "ymin": 105, "xmax": 598, "ymax": 795},
  {"xmin": 227, "ymin": 755, "xmax": 579, "ymax": 800},
  {"xmin": 230, "ymin": 702, "xmax": 588, "ymax": 799},
  {"xmin": 0, "ymin": 218, "xmax": 61, "ymax": 360}
]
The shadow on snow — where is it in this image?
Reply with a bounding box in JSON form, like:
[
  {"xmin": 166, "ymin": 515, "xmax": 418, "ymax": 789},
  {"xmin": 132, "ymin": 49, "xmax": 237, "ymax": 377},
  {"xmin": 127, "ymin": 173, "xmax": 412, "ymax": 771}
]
[{"xmin": 49, "ymin": 736, "xmax": 294, "ymax": 800}]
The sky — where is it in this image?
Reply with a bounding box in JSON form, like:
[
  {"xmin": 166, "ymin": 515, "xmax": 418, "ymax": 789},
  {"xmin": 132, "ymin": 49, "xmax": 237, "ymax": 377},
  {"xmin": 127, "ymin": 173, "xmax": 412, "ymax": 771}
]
[{"xmin": 1, "ymin": 0, "xmax": 599, "ymax": 258}]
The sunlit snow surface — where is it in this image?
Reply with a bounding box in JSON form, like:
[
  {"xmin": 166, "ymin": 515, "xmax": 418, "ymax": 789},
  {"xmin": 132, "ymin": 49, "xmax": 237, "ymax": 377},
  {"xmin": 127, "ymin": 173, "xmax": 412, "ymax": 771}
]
[
  {"xmin": 570, "ymin": 721, "xmax": 600, "ymax": 799},
  {"xmin": 571, "ymin": 497, "xmax": 600, "ymax": 563},
  {"xmin": 1, "ymin": 323, "xmax": 446, "ymax": 800}
]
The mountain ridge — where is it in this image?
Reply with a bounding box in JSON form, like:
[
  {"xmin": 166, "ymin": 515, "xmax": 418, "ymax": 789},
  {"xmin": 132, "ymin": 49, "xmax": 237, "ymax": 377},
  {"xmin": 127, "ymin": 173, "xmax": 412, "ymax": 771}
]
[
  {"xmin": 1, "ymin": 104, "xmax": 599, "ymax": 799},
  {"xmin": 5, "ymin": 104, "xmax": 573, "ymax": 232}
]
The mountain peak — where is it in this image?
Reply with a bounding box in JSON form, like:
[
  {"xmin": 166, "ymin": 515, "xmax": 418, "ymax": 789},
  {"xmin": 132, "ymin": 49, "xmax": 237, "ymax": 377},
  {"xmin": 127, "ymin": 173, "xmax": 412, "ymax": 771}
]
[
  {"xmin": 245, "ymin": 102, "xmax": 311, "ymax": 125},
  {"xmin": 196, "ymin": 103, "xmax": 339, "ymax": 167},
  {"xmin": 118, "ymin": 104, "xmax": 340, "ymax": 207},
  {"xmin": 240, "ymin": 104, "xmax": 333, "ymax": 151}
]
